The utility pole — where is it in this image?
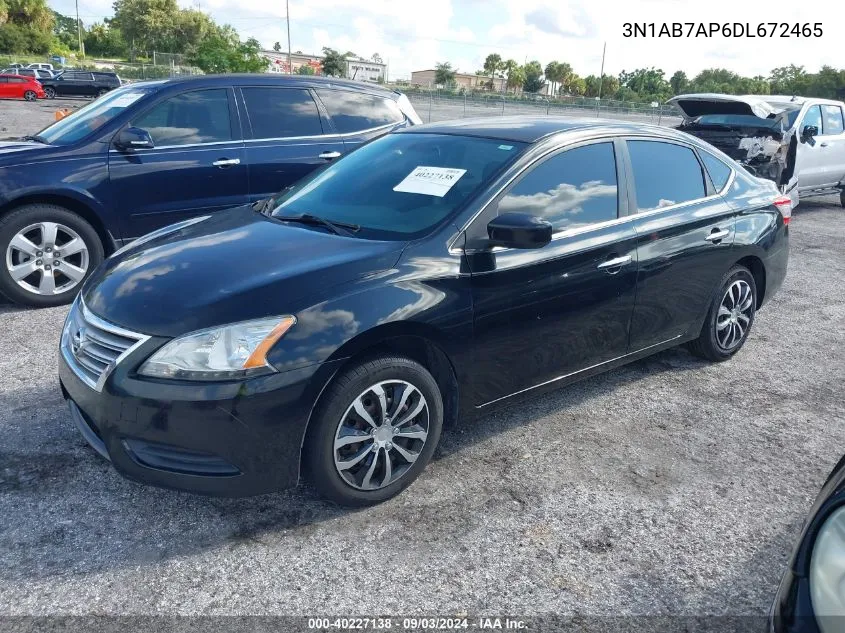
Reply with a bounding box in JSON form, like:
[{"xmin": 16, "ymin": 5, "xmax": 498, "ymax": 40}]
[
  {"xmin": 597, "ymin": 41, "xmax": 606, "ymax": 100},
  {"xmin": 286, "ymin": 0, "xmax": 292, "ymax": 74},
  {"xmin": 75, "ymin": 0, "xmax": 83, "ymax": 57}
]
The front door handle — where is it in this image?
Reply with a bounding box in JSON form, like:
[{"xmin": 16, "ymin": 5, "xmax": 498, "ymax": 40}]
[
  {"xmin": 597, "ymin": 255, "xmax": 633, "ymax": 272},
  {"xmin": 820, "ymin": 142, "xmax": 829, "ymax": 147},
  {"xmin": 318, "ymin": 151, "xmax": 341, "ymax": 160},
  {"xmin": 705, "ymin": 228, "xmax": 730, "ymax": 243},
  {"xmin": 212, "ymin": 158, "xmax": 241, "ymax": 167}
]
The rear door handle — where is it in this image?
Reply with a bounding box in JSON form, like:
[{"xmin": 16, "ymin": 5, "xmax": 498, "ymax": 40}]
[
  {"xmin": 212, "ymin": 158, "xmax": 241, "ymax": 167},
  {"xmin": 705, "ymin": 228, "xmax": 730, "ymax": 243},
  {"xmin": 597, "ymin": 255, "xmax": 633, "ymax": 272},
  {"xmin": 318, "ymin": 151, "xmax": 341, "ymax": 160}
]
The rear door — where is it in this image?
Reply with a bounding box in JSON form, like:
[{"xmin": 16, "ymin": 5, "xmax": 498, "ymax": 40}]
[
  {"xmin": 108, "ymin": 87, "xmax": 249, "ymax": 239},
  {"xmin": 625, "ymin": 139, "xmax": 739, "ymax": 350},
  {"xmin": 314, "ymin": 88, "xmax": 408, "ymax": 153},
  {"xmin": 237, "ymin": 86, "xmax": 345, "ymax": 203},
  {"xmin": 468, "ymin": 139, "xmax": 639, "ymax": 405},
  {"xmin": 0, "ymin": 77, "xmax": 12, "ymax": 98}
]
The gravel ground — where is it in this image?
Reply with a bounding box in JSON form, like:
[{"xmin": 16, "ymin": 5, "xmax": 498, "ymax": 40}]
[{"xmin": 0, "ymin": 95, "xmax": 844, "ymax": 620}]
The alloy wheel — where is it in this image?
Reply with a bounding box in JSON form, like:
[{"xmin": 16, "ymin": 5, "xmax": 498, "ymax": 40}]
[
  {"xmin": 24, "ymin": 91, "xmax": 36, "ymax": 102},
  {"xmin": 5, "ymin": 222, "xmax": 90, "ymax": 296},
  {"xmin": 333, "ymin": 380, "xmax": 430, "ymax": 491},
  {"xmin": 716, "ymin": 279, "xmax": 753, "ymax": 350},
  {"xmin": 45, "ymin": 87, "xmax": 55, "ymax": 99}
]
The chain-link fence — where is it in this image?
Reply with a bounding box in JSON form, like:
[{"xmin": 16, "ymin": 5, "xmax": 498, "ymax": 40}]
[
  {"xmin": 400, "ymin": 88, "xmax": 683, "ymax": 127},
  {"xmin": 0, "ymin": 54, "xmax": 203, "ymax": 81}
]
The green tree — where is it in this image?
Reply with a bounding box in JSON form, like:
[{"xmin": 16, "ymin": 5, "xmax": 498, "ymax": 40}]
[
  {"xmin": 0, "ymin": 0, "xmax": 54, "ymax": 53},
  {"xmin": 52, "ymin": 10, "xmax": 83, "ymax": 51},
  {"xmin": 111, "ymin": 0, "xmax": 180, "ymax": 57},
  {"xmin": 769, "ymin": 64, "xmax": 810, "ymax": 95},
  {"xmin": 84, "ymin": 21, "xmax": 127, "ymax": 57},
  {"xmin": 434, "ymin": 61, "xmax": 456, "ymax": 87},
  {"xmin": 321, "ymin": 46, "xmax": 354, "ymax": 77},
  {"xmin": 568, "ymin": 73, "xmax": 585, "ymax": 96},
  {"xmin": 544, "ymin": 61, "xmax": 560, "ymax": 95},
  {"xmin": 522, "ymin": 60, "xmax": 544, "ymax": 93},
  {"xmin": 669, "ymin": 70, "xmax": 688, "ymax": 95},
  {"xmin": 618, "ymin": 67, "xmax": 671, "ymax": 102},
  {"xmin": 483, "ymin": 52, "xmax": 502, "ymax": 86},
  {"xmin": 188, "ymin": 30, "xmax": 266, "ymax": 73},
  {"xmin": 296, "ymin": 64, "xmax": 315, "ymax": 75},
  {"xmin": 506, "ymin": 64, "xmax": 525, "ymax": 93}
]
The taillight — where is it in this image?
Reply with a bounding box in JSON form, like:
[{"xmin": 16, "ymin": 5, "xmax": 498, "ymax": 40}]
[{"xmin": 774, "ymin": 195, "xmax": 792, "ymax": 225}]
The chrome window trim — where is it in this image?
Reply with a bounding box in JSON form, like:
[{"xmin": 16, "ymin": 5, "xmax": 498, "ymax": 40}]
[
  {"xmin": 61, "ymin": 298, "xmax": 151, "ymax": 392},
  {"xmin": 109, "ymin": 140, "xmax": 240, "ymax": 152},
  {"xmin": 243, "ymin": 121, "xmax": 399, "ymax": 143},
  {"xmin": 451, "ymin": 133, "xmax": 731, "ymax": 256},
  {"xmin": 697, "ymin": 148, "xmax": 737, "ymax": 195}
]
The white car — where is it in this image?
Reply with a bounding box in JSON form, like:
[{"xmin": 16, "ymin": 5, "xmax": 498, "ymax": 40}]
[
  {"xmin": 26, "ymin": 63, "xmax": 54, "ymax": 71},
  {"xmin": 668, "ymin": 93, "xmax": 845, "ymax": 208},
  {"xmin": 1, "ymin": 67, "xmax": 54, "ymax": 80}
]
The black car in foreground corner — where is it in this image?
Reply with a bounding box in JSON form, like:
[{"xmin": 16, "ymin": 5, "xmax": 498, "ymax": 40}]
[
  {"xmin": 58, "ymin": 117, "xmax": 790, "ymax": 506},
  {"xmin": 771, "ymin": 455, "xmax": 845, "ymax": 633}
]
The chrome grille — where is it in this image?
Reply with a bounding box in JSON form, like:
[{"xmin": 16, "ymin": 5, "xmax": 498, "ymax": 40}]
[{"xmin": 61, "ymin": 298, "xmax": 149, "ymax": 391}]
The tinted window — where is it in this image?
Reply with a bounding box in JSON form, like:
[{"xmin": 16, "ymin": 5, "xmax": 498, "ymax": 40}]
[
  {"xmin": 499, "ymin": 143, "xmax": 618, "ymax": 231},
  {"xmin": 822, "ymin": 105, "xmax": 844, "ymax": 134},
  {"xmin": 802, "ymin": 105, "xmax": 823, "ymax": 132},
  {"xmin": 133, "ymin": 89, "xmax": 232, "ymax": 146},
  {"xmin": 9, "ymin": 77, "xmax": 26, "ymax": 84},
  {"xmin": 699, "ymin": 150, "xmax": 732, "ymax": 191},
  {"xmin": 628, "ymin": 141, "xmax": 706, "ymax": 211},
  {"xmin": 317, "ymin": 89, "xmax": 404, "ymax": 133},
  {"xmin": 272, "ymin": 133, "xmax": 526, "ymax": 240},
  {"xmin": 242, "ymin": 87, "xmax": 323, "ymax": 138}
]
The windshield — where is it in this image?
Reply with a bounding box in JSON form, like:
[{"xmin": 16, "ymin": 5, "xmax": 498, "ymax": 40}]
[
  {"xmin": 34, "ymin": 84, "xmax": 161, "ymax": 145},
  {"xmin": 271, "ymin": 133, "xmax": 527, "ymax": 240}
]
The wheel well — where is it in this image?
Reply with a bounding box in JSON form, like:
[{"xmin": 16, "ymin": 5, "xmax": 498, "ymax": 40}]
[
  {"xmin": 736, "ymin": 255, "xmax": 766, "ymax": 308},
  {"xmin": 0, "ymin": 195, "xmax": 115, "ymax": 255}
]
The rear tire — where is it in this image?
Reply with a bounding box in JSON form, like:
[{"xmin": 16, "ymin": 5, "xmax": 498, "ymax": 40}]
[
  {"xmin": 0, "ymin": 204, "xmax": 104, "ymax": 308},
  {"xmin": 687, "ymin": 265, "xmax": 757, "ymax": 362},
  {"xmin": 304, "ymin": 356, "xmax": 443, "ymax": 506},
  {"xmin": 97, "ymin": 88, "xmax": 109, "ymax": 97}
]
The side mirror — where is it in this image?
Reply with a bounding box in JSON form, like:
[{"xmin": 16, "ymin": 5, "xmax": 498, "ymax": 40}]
[
  {"xmin": 487, "ymin": 212, "xmax": 552, "ymax": 249},
  {"xmin": 801, "ymin": 124, "xmax": 819, "ymax": 140},
  {"xmin": 115, "ymin": 127, "xmax": 154, "ymax": 150}
]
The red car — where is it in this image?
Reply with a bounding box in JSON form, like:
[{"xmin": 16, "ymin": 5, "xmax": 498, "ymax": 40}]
[{"xmin": 0, "ymin": 73, "xmax": 46, "ymax": 101}]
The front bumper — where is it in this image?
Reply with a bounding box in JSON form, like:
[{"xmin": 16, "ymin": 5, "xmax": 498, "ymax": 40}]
[{"xmin": 59, "ymin": 348, "xmax": 342, "ymax": 497}]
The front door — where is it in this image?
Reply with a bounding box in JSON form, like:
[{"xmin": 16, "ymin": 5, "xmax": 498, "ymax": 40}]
[
  {"xmin": 468, "ymin": 140, "xmax": 639, "ymax": 406},
  {"xmin": 796, "ymin": 104, "xmax": 832, "ymax": 191},
  {"xmin": 237, "ymin": 86, "xmax": 345, "ymax": 203},
  {"xmin": 624, "ymin": 139, "xmax": 739, "ymax": 350},
  {"xmin": 108, "ymin": 87, "xmax": 249, "ymax": 239}
]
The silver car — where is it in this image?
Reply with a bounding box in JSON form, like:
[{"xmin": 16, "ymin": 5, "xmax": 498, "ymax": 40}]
[{"xmin": 668, "ymin": 93, "xmax": 845, "ymax": 208}]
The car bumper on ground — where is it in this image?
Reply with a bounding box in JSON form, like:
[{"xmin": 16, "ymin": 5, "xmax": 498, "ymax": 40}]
[{"xmin": 59, "ymin": 349, "xmax": 342, "ymax": 497}]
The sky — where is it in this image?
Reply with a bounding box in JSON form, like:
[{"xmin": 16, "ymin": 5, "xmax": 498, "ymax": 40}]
[{"xmin": 47, "ymin": 0, "xmax": 839, "ymax": 81}]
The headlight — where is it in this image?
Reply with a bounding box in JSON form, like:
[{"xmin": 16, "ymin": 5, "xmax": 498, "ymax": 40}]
[
  {"xmin": 810, "ymin": 505, "xmax": 845, "ymax": 633},
  {"xmin": 111, "ymin": 215, "xmax": 210, "ymax": 258},
  {"xmin": 138, "ymin": 315, "xmax": 296, "ymax": 381}
]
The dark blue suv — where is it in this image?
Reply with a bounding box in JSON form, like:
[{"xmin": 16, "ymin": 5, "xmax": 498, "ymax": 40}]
[{"xmin": 0, "ymin": 74, "xmax": 421, "ymax": 307}]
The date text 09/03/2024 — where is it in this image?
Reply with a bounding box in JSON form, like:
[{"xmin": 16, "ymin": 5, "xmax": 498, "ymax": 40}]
[
  {"xmin": 623, "ymin": 22, "xmax": 822, "ymax": 38},
  {"xmin": 307, "ymin": 617, "xmax": 528, "ymax": 630}
]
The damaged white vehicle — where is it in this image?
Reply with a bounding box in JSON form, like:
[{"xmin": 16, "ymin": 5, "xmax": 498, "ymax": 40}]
[{"xmin": 668, "ymin": 93, "xmax": 845, "ymax": 208}]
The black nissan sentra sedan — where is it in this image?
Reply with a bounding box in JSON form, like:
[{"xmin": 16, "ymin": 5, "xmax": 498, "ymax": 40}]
[
  {"xmin": 771, "ymin": 455, "xmax": 845, "ymax": 633},
  {"xmin": 58, "ymin": 117, "xmax": 790, "ymax": 506}
]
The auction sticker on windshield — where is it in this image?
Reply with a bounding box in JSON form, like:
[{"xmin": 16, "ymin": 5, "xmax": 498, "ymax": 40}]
[
  {"xmin": 393, "ymin": 166, "xmax": 467, "ymax": 197},
  {"xmin": 110, "ymin": 92, "xmax": 145, "ymax": 108}
]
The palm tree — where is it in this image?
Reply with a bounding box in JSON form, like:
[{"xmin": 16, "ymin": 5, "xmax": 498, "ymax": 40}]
[
  {"xmin": 544, "ymin": 61, "xmax": 560, "ymax": 97},
  {"xmin": 506, "ymin": 65, "xmax": 525, "ymax": 93},
  {"xmin": 502, "ymin": 59, "xmax": 518, "ymax": 93},
  {"xmin": 484, "ymin": 53, "xmax": 502, "ymax": 91}
]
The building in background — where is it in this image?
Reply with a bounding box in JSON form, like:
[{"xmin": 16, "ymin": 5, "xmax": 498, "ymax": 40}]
[
  {"xmin": 263, "ymin": 51, "xmax": 386, "ymax": 83},
  {"xmin": 410, "ymin": 69, "xmax": 506, "ymax": 92}
]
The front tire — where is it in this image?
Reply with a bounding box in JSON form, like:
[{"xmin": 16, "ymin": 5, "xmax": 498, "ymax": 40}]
[
  {"xmin": 44, "ymin": 86, "xmax": 56, "ymax": 99},
  {"xmin": 23, "ymin": 90, "xmax": 37, "ymax": 102},
  {"xmin": 687, "ymin": 265, "xmax": 757, "ymax": 362},
  {"xmin": 0, "ymin": 204, "xmax": 104, "ymax": 307},
  {"xmin": 304, "ymin": 356, "xmax": 444, "ymax": 506}
]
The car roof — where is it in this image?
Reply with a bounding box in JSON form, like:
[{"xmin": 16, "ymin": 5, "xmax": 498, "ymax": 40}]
[
  {"xmin": 128, "ymin": 73, "xmax": 402, "ymax": 98},
  {"xmin": 397, "ymin": 116, "xmax": 697, "ymax": 144}
]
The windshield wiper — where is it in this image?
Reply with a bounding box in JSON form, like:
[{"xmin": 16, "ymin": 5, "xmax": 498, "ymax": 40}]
[
  {"xmin": 22, "ymin": 135, "xmax": 48, "ymax": 144},
  {"xmin": 275, "ymin": 213, "xmax": 360, "ymax": 237}
]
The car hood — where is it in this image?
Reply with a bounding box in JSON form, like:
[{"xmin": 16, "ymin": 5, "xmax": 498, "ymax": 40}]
[
  {"xmin": 0, "ymin": 140, "xmax": 52, "ymax": 158},
  {"xmin": 82, "ymin": 205, "xmax": 406, "ymax": 337},
  {"xmin": 668, "ymin": 93, "xmax": 785, "ymax": 121}
]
